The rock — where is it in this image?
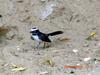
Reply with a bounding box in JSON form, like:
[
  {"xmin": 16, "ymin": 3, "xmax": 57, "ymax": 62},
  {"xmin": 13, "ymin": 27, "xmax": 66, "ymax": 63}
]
[
  {"xmin": 0, "ymin": 14, "xmax": 2, "ymax": 18},
  {"xmin": 6, "ymin": 31, "xmax": 16, "ymax": 40}
]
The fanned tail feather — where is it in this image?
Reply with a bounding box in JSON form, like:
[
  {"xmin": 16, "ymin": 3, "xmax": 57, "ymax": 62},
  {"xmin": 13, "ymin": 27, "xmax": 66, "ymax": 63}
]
[{"xmin": 47, "ymin": 31, "xmax": 63, "ymax": 36}]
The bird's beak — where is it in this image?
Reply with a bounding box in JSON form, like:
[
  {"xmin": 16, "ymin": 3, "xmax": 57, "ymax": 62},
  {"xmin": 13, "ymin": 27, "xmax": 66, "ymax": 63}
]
[{"xmin": 30, "ymin": 31, "xmax": 32, "ymax": 33}]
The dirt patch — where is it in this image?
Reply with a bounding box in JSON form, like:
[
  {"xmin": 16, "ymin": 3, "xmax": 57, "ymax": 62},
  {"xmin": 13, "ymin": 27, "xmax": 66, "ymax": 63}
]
[{"xmin": 0, "ymin": 0, "xmax": 100, "ymax": 75}]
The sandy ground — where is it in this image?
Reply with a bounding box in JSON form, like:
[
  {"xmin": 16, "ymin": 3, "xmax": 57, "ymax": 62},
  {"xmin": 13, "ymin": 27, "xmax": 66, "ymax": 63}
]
[{"xmin": 0, "ymin": 0, "xmax": 100, "ymax": 75}]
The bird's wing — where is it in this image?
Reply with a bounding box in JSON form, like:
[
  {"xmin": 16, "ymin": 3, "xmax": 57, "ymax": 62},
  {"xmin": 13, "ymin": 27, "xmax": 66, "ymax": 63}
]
[{"xmin": 39, "ymin": 34, "xmax": 51, "ymax": 42}]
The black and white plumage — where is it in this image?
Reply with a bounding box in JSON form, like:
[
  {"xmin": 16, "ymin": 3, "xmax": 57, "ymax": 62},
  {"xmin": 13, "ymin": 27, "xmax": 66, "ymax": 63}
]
[{"xmin": 30, "ymin": 28, "xmax": 63, "ymax": 48}]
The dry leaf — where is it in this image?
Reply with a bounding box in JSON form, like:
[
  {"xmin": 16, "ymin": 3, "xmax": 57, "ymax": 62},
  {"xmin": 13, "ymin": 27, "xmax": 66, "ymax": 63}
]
[
  {"xmin": 86, "ymin": 32, "xmax": 96, "ymax": 40},
  {"xmin": 0, "ymin": 27, "xmax": 10, "ymax": 36},
  {"xmin": 42, "ymin": 59, "xmax": 54, "ymax": 67},
  {"xmin": 12, "ymin": 67, "xmax": 26, "ymax": 71},
  {"xmin": 57, "ymin": 37, "xmax": 70, "ymax": 42},
  {"xmin": 90, "ymin": 32, "xmax": 96, "ymax": 36},
  {"xmin": 12, "ymin": 64, "xmax": 26, "ymax": 72}
]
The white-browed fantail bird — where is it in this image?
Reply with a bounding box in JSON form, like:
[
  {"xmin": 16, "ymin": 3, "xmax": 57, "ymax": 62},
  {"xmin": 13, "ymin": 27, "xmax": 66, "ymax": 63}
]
[{"xmin": 30, "ymin": 28, "xmax": 63, "ymax": 48}]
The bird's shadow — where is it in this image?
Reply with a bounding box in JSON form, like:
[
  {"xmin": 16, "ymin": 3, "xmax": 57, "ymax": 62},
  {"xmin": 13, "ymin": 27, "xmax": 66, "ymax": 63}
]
[{"xmin": 31, "ymin": 37, "xmax": 70, "ymax": 49}]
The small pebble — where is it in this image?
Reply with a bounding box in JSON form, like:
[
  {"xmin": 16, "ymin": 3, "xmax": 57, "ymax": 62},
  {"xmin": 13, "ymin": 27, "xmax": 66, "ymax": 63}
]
[
  {"xmin": 70, "ymin": 70, "xmax": 75, "ymax": 74},
  {"xmin": 39, "ymin": 71, "xmax": 48, "ymax": 75},
  {"xmin": 73, "ymin": 49, "xmax": 78, "ymax": 53},
  {"xmin": 0, "ymin": 15, "xmax": 2, "ymax": 18},
  {"xmin": 17, "ymin": 0, "xmax": 23, "ymax": 3},
  {"xmin": 83, "ymin": 57, "xmax": 91, "ymax": 61}
]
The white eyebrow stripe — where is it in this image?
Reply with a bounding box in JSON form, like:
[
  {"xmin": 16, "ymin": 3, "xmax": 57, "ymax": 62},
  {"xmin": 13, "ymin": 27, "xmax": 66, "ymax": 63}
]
[{"xmin": 30, "ymin": 28, "xmax": 38, "ymax": 31}]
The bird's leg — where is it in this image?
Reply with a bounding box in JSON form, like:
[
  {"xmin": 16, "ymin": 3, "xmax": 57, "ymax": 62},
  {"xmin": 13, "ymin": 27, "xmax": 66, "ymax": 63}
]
[
  {"xmin": 46, "ymin": 42, "xmax": 51, "ymax": 48},
  {"xmin": 43, "ymin": 42, "xmax": 50, "ymax": 48},
  {"xmin": 36, "ymin": 42, "xmax": 41, "ymax": 48},
  {"xmin": 43, "ymin": 42, "xmax": 46, "ymax": 48}
]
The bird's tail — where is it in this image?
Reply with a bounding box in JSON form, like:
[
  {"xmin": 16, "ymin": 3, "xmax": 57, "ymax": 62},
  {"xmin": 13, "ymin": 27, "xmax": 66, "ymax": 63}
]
[{"xmin": 47, "ymin": 31, "xmax": 63, "ymax": 36}]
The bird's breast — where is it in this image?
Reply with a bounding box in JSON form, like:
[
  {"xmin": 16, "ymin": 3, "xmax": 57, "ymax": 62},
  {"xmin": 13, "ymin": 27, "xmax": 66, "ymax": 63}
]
[{"xmin": 31, "ymin": 35, "xmax": 41, "ymax": 42}]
